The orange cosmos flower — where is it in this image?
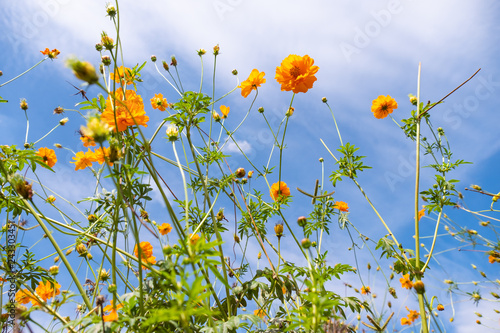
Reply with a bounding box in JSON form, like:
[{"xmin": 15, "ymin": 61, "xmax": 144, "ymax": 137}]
[
  {"xmin": 401, "ymin": 309, "xmax": 422, "ymax": 325},
  {"xmin": 417, "ymin": 208, "xmax": 425, "ymax": 221},
  {"xmin": 40, "ymin": 48, "xmax": 60, "ymax": 59},
  {"xmin": 150, "ymin": 93, "xmax": 169, "ymax": 111},
  {"xmin": 275, "ymin": 54, "xmax": 319, "ymax": 94},
  {"xmin": 360, "ymin": 286, "xmax": 371, "ymax": 295},
  {"xmin": 35, "ymin": 280, "xmax": 61, "ymax": 302},
  {"xmin": 110, "ymin": 66, "xmax": 134, "ymax": 85},
  {"xmin": 371, "ymin": 95, "xmax": 398, "ymax": 119},
  {"xmin": 158, "ymin": 223, "xmax": 172, "ymax": 235},
  {"xmin": 36, "ymin": 147, "xmax": 57, "ymax": 168},
  {"xmin": 254, "ymin": 309, "xmax": 266, "ymax": 319},
  {"xmin": 103, "ymin": 300, "xmax": 123, "ymax": 322},
  {"xmin": 270, "ymin": 181, "xmax": 291, "ymax": 201},
  {"xmin": 134, "ymin": 241, "xmax": 156, "ymax": 268},
  {"xmin": 101, "ymin": 88, "xmax": 149, "ymax": 132},
  {"xmin": 15, "ymin": 289, "xmax": 34, "ymax": 305},
  {"xmin": 189, "ymin": 233, "xmax": 201, "ymax": 245},
  {"xmin": 71, "ymin": 150, "xmax": 96, "ymax": 170},
  {"xmin": 80, "ymin": 134, "xmax": 96, "ymax": 147},
  {"xmin": 334, "ymin": 201, "xmax": 349, "ymax": 212},
  {"xmin": 93, "ymin": 147, "xmax": 113, "ymax": 166},
  {"xmin": 220, "ymin": 105, "xmax": 230, "ymax": 119},
  {"xmin": 240, "ymin": 69, "xmax": 266, "ymax": 98},
  {"xmin": 399, "ymin": 274, "xmax": 413, "ymax": 289}
]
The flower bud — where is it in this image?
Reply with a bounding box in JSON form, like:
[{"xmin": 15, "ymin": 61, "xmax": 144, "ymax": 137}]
[
  {"xmin": 301, "ymin": 238, "xmax": 311, "ymax": 249},
  {"xmin": 170, "ymin": 56, "xmax": 177, "ymax": 67},
  {"xmin": 49, "ymin": 265, "xmax": 59, "ymax": 275},
  {"xmin": 46, "ymin": 195, "xmax": 56, "ymax": 203},
  {"xmin": 388, "ymin": 287, "xmax": 397, "ymax": 299},
  {"xmin": 101, "ymin": 32, "xmax": 114, "ymax": 50},
  {"xmin": 235, "ymin": 168, "xmax": 245, "ymax": 178},
  {"xmin": 95, "ymin": 43, "xmax": 103, "ymax": 52},
  {"xmin": 108, "ymin": 284, "xmax": 117, "ymax": 293},
  {"xmin": 99, "ymin": 269, "xmax": 110, "ymax": 281},
  {"xmin": 212, "ymin": 111, "xmax": 221, "ymax": 122},
  {"xmin": 12, "ymin": 175, "xmax": 33, "ymax": 200},
  {"xmin": 66, "ymin": 58, "xmax": 99, "ymax": 85},
  {"xmin": 413, "ymin": 280, "xmax": 425, "ymax": 294},
  {"xmin": 166, "ymin": 125, "xmax": 179, "ymax": 141},
  {"xmin": 87, "ymin": 253, "xmax": 93, "ymax": 260},
  {"xmin": 247, "ymin": 170, "xmax": 254, "ymax": 178},
  {"xmin": 232, "ymin": 69, "xmax": 238, "ymax": 75},
  {"xmin": 76, "ymin": 243, "xmax": 88, "ymax": 257},
  {"xmin": 213, "ymin": 45, "xmax": 220, "ymax": 55},
  {"xmin": 274, "ymin": 223, "xmax": 284, "ymax": 239},
  {"xmin": 54, "ymin": 256, "xmax": 60, "ymax": 263},
  {"xmin": 101, "ymin": 55, "xmax": 111, "ymax": 66},
  {"xmin": 322, "ymin": 97, "xmax": 327, "ymax": 103},
  {"xmin": 59, "ymin": 117, "xmax": 69, "ymax": 126},
  {"xmin": 20, "ymin": 99, "xmax": 28, "ymax": 111},
  {"xmin": 408, "ymin": 94, "xmax": 417, "ymax": 105},
  {"xmin": 216, "ymin": 209, "xmax": 224, "ymax": 221},
  {"xmin": 106, "ymin": 3, "xmax": 117, "ymax": 17},
  {"xmin": 0, "ymin": 70, "xmax": 3, "ymax": 77},
  {"xmin": 257, "ymin": 252, "xmax": 261, "ymax": 259},
  {"xmin": 151, "ymin": 55, "xmax": 157, "ymax": 62},
  {"xmin": 234, "ymin": 234, "xmax": 240, "ymax": 243},
  {"xmin": 286, "ymin": 107, "xmax": 294, "ymax": 117},
  {"xmin": 297, "ymin": 216, "xmax": 307, "ymax": 227},
  {"xmin": 437, "ymin": 304, "xmax": 444, "ymax": 311},
  {"xmin": 258, "ymin": 107, "xmax": 264, "ymax": 113},
  {"xmin": 471, "ymin": 184, "xmax": 482, "ymax": 191},
  {"xmin": 162, "ymin": 61, "xmax": 169, "ymax": 71},
  {"xmin": 197, "ymin": 49, "xmax": 206, "ymax": 56}
]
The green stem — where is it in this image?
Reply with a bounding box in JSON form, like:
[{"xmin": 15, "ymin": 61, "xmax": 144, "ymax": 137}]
[
  {"xmin": 0, "ymin": 58, "xmax": 46, "ymax": 88},
  {"xmin": 21, "ymin": 199, "xmax": 92, "ymax": 310}
]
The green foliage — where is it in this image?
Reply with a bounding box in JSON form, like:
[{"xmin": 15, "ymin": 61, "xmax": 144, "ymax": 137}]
[{"xmin": 330, "ymin": 143, "xmax": 371, "ymax": 186}]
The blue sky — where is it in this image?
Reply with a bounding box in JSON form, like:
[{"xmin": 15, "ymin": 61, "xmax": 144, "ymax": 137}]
[{"xmin": 1, "ymin": 0, "xmax": 500, "ymax": 331}]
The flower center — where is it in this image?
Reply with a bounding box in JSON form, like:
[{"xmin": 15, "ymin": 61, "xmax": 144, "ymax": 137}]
[
  {"xmin": 380, "ymin": 103, "xmax": 388, "ymax": 111},
  {"xmin": 289, "ymin": 65, "xmax": 301, "ymax": 78}
]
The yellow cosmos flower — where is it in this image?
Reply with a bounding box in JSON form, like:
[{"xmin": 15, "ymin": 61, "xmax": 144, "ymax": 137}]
[
  {"xmin": 158, "ymin": 223, "xmax": 172, "ymax": 235},
  {"xmin": 371, "ymin": 95, "xmax": 398, "ymax": 119},
  {"xmin": 220, "ymin": 105, "xmax": 230, "ymax": 118},
  {"xmin": 275, "ymin": 54, "xmax": 319, "ymax": 94},
  {"xmin": 103, "ymin": 300, "xmax": 123, "ymax": 322},
  {"xmin": 93, "ymin": 147, "xmax": 113, "ymax": 166},
  {"xmin": 80, "ymin": 134, "xmax": 96, "ymax": 147},
  {"xmin": 334, "ymin": 201, "xmax": 349, "ymax": 212},
  {"xmin": 418, "ymin": 208, "xmax": 425, "ymax": 221},
  {"xmin": 71, "ymin": 150, "xmax": 96, "ymax": 171},
  {"xmin": 110, "ymin": 66, "xmax": 134, "ymax": 85},
  {"xmin": 151, "ymin": 93, "xmax": 169, "ymax": 111},
  {"xmin": 40, "ymin": 48, "xmax": 60, "ymax": 59},
  {"xmin": 270, "ymin": 181, "xmax": 291, "ymax": 201},
  {"xmin": 101, "ymin": 88, "xmax": 149, "ymax": 132},
  {"xmin": 189, "ymin": 233, "xmax": 201, "ymax": 245},
  {"xmin": 360, "ymin": 286, "xmax": 371, "ymax": 295},
  {"xmin": 254, "ymin": 309, "xmax": 266, "ymax": 319},
  {"xmin": 36, "ymin": 147, "xmax": 57, "ymax": 168},
  {"xmin": 399, "ymin": 274, "xmax": 413, "ymax": 289},
  {"xmin": 15, "ymin": 289, "xmax": 33, "ymax": 305},
  {"xmin": 134, "ymin": 241, "xmax": 156, "ymax": 269},
  {"xmin": 240, "ymin": 69, "xmax": 266, "ymax": 98},
  {"xmin": 35, "ymin": 280, "xmax": 61, "ymax": 302}
]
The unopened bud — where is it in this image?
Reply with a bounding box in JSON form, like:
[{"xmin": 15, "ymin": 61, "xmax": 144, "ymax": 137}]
[
  {"xmin": 413, "ymin": 280, "xmax": 425, "ymax": 294},
  {"xmin": 151, "ymin": 55, "xmax": 157, "ymax": 62},
  {"xmin": 49, "ymin": 265, "xmax": 59, "ymax": 275},
  {"xmin": 66, "ymin": 58, "xmax": 99, "ymax": 85},
  {"xmin": 301, "ymin": 238, "xmax": 311, "ymax": 249},
  {"xmin": 59, "ymin": 117, "xmax": 69, "ymax": 126},
  {"xmin": 232, "ymin": 69, "xmax": 238, "ymax": 75},
  {"xmin": 235, "ymin": 168, "xmax": 245, "ymax": 178},
  {"xmin": 297, "ymin": 216, "xmax": 307, "ymax": 227},
  {"xmin": 20, "ymin": 99, "xmax": 28, "ymax": 111}
]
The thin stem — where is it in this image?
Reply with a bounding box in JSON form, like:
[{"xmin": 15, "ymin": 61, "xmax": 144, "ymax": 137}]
[{"xmin": 0, "ymin": 58, "xmax": 46, "ymax": 88}]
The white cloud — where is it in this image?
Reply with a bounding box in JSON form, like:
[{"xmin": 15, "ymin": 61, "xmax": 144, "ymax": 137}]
[{"xmin": 222, "ymin": 139, "xmax": 252, "ymax": 154}]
